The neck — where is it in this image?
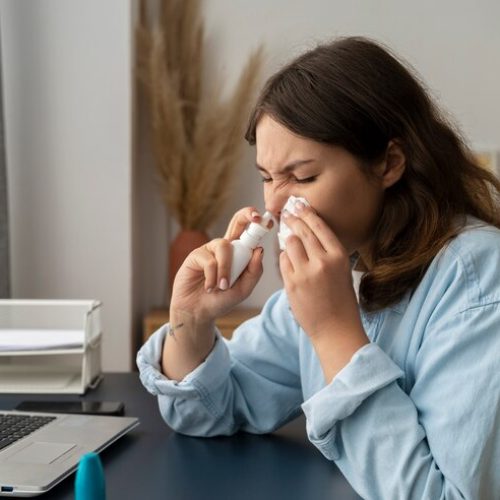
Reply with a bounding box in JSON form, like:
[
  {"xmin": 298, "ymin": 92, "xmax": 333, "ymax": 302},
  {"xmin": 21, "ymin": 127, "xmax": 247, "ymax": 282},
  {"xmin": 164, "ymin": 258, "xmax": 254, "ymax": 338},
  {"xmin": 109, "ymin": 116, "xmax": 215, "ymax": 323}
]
[{"xmin": 355, "ymin": 245, "xmax": 373, "ymax": 271}]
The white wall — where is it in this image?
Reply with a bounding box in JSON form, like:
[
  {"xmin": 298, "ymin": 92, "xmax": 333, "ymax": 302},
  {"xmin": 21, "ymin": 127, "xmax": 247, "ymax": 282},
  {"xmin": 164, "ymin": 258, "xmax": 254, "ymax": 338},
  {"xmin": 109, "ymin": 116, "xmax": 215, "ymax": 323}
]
[
  {"xmin": 1, "ymin": 0, "xmax": 133, "ymax": 371},
  {"xmin": 1, "ymin": 1, "xmax": 499, "ymax": 371},
  {"xmin": 138, "ymin": 0, "xmax": 500, "ymax": 316}
]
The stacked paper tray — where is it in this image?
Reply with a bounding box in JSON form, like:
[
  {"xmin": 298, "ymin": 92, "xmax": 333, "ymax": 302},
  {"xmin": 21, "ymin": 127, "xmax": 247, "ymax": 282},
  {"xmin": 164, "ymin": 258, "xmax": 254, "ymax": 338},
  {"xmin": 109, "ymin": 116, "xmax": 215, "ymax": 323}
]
[{"xmin": 0, "ymin": 300, "xmax": 102, "ymax": 394}]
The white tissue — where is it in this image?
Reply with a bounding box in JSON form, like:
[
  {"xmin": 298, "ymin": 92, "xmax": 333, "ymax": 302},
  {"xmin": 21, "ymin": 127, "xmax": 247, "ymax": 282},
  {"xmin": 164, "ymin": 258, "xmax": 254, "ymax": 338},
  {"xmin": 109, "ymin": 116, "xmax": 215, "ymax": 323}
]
[{"xmin": 278, "ymin": 195, "xmax": 311, "ymax": 250}]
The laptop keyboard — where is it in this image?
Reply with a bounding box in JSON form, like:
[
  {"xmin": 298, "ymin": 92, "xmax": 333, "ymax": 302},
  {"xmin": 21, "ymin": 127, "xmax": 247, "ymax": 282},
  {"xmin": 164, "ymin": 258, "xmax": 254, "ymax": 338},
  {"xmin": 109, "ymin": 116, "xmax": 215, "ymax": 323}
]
[{"xmin": 0, "ymin": 414, "xmax": 56, "ymax": 451}]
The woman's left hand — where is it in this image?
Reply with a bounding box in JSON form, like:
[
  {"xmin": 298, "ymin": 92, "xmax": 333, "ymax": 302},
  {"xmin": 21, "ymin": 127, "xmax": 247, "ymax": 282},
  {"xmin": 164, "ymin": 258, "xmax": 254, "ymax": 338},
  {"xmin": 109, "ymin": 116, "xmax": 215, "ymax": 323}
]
[{"xmin": 279, "ymin": 202, "xmax": 366, "ymax": 346}]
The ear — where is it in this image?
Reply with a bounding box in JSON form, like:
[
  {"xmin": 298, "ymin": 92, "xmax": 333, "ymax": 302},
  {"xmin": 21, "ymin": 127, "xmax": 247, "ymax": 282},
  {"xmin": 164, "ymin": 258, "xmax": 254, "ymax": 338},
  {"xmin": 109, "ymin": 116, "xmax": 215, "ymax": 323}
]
[{"xmin": 380, "ymin": 140, "xmax": 406, "ymax": 188}]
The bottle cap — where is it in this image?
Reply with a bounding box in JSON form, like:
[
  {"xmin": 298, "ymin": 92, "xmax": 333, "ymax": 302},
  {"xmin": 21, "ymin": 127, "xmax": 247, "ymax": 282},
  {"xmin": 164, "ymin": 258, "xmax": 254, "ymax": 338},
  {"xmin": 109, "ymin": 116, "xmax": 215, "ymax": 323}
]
[{"xmin": 75, "ymin": 452, "xmax": 106, "ymax": 500}]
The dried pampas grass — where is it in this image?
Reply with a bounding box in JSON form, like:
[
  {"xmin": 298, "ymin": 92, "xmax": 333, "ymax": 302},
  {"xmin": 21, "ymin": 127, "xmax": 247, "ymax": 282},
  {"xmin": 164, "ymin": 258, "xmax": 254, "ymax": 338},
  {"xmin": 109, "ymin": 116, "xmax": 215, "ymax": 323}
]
[{"xmin": 136, "ymin": 0, "xmax": 264, "ymax": 231}]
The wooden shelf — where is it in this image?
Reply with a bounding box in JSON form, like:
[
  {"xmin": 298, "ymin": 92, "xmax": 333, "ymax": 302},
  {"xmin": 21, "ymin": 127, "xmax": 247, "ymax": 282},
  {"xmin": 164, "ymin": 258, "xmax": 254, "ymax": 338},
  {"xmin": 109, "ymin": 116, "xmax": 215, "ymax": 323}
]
[{"xmin": 143, "ymin": 307, "xmax": 261, "ymax": 342}]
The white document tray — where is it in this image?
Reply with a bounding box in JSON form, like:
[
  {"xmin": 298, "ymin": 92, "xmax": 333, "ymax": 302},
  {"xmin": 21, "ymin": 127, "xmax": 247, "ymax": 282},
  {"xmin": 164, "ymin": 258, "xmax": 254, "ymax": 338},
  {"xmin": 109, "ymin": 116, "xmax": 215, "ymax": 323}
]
[{"xmin": 0, "ymin": 300, "xmax": 102, "ymax": 394}]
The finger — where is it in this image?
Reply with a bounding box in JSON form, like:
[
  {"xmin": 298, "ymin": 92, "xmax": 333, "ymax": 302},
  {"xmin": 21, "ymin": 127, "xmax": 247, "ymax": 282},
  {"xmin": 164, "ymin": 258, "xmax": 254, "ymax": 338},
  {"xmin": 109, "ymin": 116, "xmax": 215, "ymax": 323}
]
[
  {"xmin": 283, "ymin": 232, "xmax": 309, "ymax": 264},
  {"xmin": 281, "ymin": 211, "xmax": 325, "ymax": 256},
  {"xmin": 234, "ymin": 247, "xmax": 264, "ymax": 290},
  {"xmin": 184, "ymin": 245, "xmax": 218, "ymax": 292},
  {"xmin": 279, "ymin": 247, "xmax": 294, "ymax": 276},
  {"xmin": 293, "ymin": 202, "xmax": 343, "ymax": 252},
  {"xmin": 203, "ymin": 255, "xmax": 217, "ymax": 292},
  {"xmin": 205, "ymin": 238, "xmax": 233, "ymax": 290},
  {"xmin": 224, "ymin": 207, "xmax": 261, "ymax": 240}
]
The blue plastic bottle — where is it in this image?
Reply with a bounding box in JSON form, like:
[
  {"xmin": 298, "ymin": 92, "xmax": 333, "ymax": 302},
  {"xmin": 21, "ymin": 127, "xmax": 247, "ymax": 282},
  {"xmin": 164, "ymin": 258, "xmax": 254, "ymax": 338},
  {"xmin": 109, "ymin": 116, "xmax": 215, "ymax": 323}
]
[{"xmin": 74, "ymin": 452, "xmax": 106, "ymax": 500}]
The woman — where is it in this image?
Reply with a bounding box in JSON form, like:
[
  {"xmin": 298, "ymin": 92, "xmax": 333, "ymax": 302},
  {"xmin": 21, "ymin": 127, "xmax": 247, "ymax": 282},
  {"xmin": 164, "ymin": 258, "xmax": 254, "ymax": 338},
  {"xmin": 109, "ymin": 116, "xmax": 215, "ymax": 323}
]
[{"xmin": 138, "ymin": 37, "xmax": 500, "ymax": 499}]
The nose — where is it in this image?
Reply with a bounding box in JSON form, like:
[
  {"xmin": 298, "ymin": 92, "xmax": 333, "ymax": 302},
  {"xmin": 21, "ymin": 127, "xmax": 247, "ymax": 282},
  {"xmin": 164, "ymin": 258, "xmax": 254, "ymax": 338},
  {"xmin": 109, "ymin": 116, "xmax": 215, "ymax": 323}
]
[{"xmin": 264, "ymin": 188, "xmax": 290, "ymax": 222}]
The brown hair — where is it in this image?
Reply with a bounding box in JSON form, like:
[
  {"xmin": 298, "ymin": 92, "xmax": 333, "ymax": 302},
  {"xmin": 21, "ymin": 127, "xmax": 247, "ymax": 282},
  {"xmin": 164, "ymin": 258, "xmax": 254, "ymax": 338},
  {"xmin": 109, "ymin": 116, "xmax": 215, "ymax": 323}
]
[{"xmin": 245, "ymin": 36, "xmax": 500, "ymax": 312}]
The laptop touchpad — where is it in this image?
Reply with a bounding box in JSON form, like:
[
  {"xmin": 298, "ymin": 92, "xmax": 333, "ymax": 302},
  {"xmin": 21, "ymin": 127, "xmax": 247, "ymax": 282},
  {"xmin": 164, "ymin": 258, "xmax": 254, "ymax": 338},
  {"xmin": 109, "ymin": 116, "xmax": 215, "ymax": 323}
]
[{"xmin": 10, "ymin": 442, "xmax": 76, "ymax": 464}]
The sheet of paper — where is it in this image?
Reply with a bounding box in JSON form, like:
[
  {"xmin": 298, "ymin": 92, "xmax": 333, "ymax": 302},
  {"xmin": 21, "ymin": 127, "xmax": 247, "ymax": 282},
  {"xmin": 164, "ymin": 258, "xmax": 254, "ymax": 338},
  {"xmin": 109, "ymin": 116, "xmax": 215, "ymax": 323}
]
[{"xmin": 0, "ymin": 329, "xmax": 85, "ymax": 351}]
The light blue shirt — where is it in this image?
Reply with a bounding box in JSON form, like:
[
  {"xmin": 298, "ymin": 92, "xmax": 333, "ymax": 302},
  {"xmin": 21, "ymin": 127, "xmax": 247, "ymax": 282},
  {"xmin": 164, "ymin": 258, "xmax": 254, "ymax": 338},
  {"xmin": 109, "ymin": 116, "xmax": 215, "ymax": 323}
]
[{"xmin": 137, "ymin": 221, "xmax": 500, "ymax": 500}]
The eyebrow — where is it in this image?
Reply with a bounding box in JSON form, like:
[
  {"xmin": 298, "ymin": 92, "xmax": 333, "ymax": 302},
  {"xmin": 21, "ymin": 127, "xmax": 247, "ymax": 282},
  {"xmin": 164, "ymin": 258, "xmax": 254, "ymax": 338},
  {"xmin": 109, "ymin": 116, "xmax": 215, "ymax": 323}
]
[{"xmin": 255, "ymin": 159, "xmax": 316, "ymax": 174}]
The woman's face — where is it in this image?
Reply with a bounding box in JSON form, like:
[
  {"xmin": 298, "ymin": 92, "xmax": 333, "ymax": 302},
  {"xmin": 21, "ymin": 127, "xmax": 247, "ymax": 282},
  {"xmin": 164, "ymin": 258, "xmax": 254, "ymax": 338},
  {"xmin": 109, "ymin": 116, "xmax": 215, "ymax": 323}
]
[{"xmin": 255, "ymin": 114, "xmax": 386, "ymax": 256}]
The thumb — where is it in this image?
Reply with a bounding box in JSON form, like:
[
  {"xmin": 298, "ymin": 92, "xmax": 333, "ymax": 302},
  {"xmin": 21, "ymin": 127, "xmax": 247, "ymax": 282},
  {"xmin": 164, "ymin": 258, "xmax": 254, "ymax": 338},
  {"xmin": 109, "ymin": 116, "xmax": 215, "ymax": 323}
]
[
  {"xmin": 246, "ymin": 247, "xmax": 264, "ymax": 277},
  {"xmin": 234, "ymin": 247, "xmax": 264, "ymax": 291}
]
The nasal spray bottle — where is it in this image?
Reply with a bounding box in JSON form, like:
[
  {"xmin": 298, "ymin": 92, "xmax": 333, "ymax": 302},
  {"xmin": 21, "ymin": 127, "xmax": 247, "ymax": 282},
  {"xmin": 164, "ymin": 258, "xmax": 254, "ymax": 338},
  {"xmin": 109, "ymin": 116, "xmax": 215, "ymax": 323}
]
[{"xmin": 228, "ymin": 211, "xmax": 274, "ymax": 287}]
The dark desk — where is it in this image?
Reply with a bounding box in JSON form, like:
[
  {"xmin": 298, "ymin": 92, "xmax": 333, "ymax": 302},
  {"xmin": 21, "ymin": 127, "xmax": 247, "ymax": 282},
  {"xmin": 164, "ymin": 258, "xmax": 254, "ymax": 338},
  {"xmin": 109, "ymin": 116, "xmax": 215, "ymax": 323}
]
[{"xmin": 0, "ymin": 374, "xmax": 361, "ymax": 500}]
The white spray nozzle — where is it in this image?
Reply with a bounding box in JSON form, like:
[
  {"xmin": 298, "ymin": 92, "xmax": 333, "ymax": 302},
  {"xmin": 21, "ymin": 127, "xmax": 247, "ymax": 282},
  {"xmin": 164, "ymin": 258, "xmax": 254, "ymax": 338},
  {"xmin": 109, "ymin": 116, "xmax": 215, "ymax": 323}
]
[{"xmin": 260, "ymin": 211, "xmax": 274, "ymax": 229}]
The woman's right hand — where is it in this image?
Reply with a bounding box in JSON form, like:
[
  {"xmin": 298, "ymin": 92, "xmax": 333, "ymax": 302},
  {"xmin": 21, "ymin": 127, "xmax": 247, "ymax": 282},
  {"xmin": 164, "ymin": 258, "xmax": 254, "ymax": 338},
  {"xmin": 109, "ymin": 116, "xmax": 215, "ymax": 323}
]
[
  {"xmin": 162, "ymin": 207, "xmax": 266, "ymax": 380},
  {"xmin": 169, "ymin": 207, "xmax": 266, "ymax": 324}
]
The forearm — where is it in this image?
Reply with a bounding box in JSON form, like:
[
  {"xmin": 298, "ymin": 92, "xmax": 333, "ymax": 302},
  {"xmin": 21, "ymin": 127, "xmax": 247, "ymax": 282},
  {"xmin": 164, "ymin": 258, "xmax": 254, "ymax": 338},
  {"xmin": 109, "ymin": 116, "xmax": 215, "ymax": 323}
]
[
  {"xmin": 303, "ymin": 346, "xmax": 453, "ymax": 498},
  {"xmin": 138, "ymin": 290, "xmax": 305, "ymax": 437},
  {"xmin": 161, "ymin": 309, "xmax": 216, "ymax": 381},
  {"xmin": 310, "ymin": 315, "xmax": 369, "ymax": 383}
]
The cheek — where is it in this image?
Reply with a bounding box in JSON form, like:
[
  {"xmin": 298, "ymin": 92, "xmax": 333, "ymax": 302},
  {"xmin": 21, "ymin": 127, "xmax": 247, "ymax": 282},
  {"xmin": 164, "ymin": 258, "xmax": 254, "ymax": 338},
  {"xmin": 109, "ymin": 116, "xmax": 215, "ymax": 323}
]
[{"xmin": 314, "ymin": 181, "xmax": 382, "ymax": 235}]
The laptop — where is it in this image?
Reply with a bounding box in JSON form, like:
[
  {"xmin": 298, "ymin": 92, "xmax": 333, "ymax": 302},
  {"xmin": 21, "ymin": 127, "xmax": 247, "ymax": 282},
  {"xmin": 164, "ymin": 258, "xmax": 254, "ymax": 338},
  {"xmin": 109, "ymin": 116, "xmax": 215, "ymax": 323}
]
[{"xmin": 0, "ymin": 410, "xmax": 139, "ymax": 497}]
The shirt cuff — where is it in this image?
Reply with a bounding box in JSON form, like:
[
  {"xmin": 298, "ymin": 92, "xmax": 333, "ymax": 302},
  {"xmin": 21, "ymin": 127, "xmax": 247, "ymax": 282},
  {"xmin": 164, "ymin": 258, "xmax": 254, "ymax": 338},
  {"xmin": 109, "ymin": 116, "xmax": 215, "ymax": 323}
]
[
  {"xmin": 136, "ymin": 323, "xmax": 231, "ymax": 399},
  {"xmin": 301, "ymin": 343, "xmax": 403, "ymax": 459}
]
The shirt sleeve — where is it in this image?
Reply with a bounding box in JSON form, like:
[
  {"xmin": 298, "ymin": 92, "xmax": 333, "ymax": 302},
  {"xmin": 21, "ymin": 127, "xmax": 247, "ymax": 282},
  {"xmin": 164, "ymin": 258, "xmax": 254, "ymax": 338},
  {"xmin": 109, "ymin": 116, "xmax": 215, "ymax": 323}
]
[
  {"xmin": 301, "ymin": 248, "xmax": 500, "ymax": 499},
  {"xmin": 137, "ymin": 290, "xmax": 304, "ymax": 437}
]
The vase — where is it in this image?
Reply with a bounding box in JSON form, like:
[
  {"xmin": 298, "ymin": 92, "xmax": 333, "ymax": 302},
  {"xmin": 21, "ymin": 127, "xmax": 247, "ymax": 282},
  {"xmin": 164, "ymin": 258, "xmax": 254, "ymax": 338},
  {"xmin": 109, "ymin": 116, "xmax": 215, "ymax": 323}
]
[{"xmin": 169, "ymin": 229, "xmax": 209, "ymax": 294}]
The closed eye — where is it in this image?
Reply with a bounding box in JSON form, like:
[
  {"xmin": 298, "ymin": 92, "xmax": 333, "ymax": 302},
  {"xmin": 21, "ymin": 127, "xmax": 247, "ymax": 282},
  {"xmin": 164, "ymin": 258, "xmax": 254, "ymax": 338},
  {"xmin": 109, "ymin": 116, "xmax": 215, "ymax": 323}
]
[
  {"xmin": 295, "ymin": 176, "xmax": 318, "ymax": 184},
  {"xmin": 260, "ymin": 176, "xmax": 318, "ymax": 184}
]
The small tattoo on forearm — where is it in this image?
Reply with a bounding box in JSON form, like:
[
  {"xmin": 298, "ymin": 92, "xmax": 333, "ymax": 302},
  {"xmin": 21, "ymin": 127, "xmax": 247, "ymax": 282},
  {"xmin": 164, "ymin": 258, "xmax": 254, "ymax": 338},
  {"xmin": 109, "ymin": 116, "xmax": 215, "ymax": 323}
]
[{"xmin": 167, "ymin": 322, "xmax": 184, "ymax": 340}]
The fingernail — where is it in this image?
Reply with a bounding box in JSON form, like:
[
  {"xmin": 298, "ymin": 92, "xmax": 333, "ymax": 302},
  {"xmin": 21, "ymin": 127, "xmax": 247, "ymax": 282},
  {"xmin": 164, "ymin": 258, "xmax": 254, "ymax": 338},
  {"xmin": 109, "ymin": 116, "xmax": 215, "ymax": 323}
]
[
  {"xmin": 206, "ymin": 287, "xmax": 213, "ymax": 294},
  {"xmin": 294, "ymin": 201, "xmax": 305, "ymax": 212},
  {"xmin": 219, "ymin": 278, "xmax": 228, "ymax": 290},
  {"xmin": 251, "ymin": 211, "xmax": 260, "ymax": 219}
]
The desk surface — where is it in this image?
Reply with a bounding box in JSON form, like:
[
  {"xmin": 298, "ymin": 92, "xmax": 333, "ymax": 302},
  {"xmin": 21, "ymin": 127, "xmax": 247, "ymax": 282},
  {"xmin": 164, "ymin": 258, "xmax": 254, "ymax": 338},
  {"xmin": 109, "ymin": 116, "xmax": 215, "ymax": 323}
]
[{"xmin": 0, "ymin": 373, "xmax": 361, "ymax": 500}]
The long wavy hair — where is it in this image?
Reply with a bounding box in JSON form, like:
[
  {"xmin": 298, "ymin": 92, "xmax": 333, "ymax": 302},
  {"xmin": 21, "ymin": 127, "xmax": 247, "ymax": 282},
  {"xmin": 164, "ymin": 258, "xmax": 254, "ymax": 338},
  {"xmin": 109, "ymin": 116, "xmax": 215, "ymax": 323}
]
[{"xmin": 245, "ymin": 37, "xmax": 500, "ymax": 312}]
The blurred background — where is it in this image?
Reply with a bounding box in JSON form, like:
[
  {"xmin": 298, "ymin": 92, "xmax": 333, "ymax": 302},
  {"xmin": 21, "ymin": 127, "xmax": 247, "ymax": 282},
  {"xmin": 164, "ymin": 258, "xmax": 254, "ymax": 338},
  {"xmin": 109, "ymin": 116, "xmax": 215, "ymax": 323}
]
[{"xmin": 0, "ymin": 0, "xmax": 499, "ymax": 371}]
